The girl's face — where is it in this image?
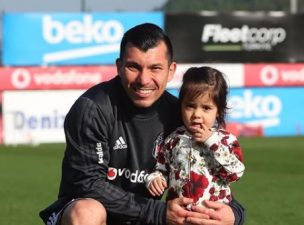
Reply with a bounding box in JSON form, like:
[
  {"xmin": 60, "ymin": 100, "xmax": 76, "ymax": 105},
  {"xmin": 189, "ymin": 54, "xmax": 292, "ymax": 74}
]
[{"xmin": 181, "ymin": 92, "xmax": 218, "ymax": 133}]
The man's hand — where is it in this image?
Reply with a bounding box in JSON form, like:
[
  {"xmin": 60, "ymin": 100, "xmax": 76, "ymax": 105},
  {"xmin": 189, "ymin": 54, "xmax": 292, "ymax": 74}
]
[
  {"xmin": 166, "ymin": 198, "xmax": 210, "ymax": 225},
  {"xmin": 186, "ymin": 201, "xmax": 235, "ymax": 225}
]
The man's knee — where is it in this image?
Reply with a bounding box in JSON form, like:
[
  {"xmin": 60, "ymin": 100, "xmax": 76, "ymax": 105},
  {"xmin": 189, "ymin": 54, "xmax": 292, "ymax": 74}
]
[{"xmin": 61, "ymin": 199, "xmax": 106, "ymax": 225}]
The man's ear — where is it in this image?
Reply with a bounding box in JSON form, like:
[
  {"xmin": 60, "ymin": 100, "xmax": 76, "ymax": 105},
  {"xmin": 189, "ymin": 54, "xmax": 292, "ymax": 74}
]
[
  {"xmin": 168, "ymin": 61, "xmax": 177, "ymax": 82},
  {"xmin": 116, "ymin": 58, "xmax": 122, "ymax": 77}
]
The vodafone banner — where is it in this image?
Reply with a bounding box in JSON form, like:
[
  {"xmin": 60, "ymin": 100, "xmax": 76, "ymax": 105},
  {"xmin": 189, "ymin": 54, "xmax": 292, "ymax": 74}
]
[
  {"xmin": 169, "ymin": 63, "xmax": 304, "ymax": 88},
  {"xmin": 1, "ymin": 64, "xmax": 303, "ymax": 91},
  {"xmin": 0, "ymin": 66, "xmax": 116, "ymax": 90},
  {"xmin": 244, "ymin": 63, "xmax": 304, "ymax": 87}
]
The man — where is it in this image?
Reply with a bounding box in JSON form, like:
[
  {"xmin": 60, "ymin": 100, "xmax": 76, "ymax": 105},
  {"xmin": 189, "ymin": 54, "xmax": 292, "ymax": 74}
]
[{"xmin": 40, "ymin": 23, "xmax": 245, "ymax": 225}]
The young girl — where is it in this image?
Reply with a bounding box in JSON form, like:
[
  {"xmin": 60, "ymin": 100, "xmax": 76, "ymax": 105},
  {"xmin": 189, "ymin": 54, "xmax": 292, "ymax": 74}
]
[{"xmin": 145, "ymin": 66, "xmax": 245, "ymax": 208}]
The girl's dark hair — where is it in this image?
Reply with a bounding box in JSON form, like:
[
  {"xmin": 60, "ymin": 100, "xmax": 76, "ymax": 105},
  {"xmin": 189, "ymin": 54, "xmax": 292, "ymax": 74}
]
[
  {"xmin": 179, "ymin": 66, "xmax": 229, "ymax": 128},
  {"xmin": 119, "ymin": 23, "xmax": 173, "ymax": 63}
]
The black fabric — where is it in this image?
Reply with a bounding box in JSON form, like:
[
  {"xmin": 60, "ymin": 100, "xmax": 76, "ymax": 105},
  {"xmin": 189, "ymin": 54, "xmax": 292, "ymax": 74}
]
[
  {"xmin": 229, "ymin": 196, "xmax": 246, "ymax": 225},
  {"xmin": 40, "ymin": 76, "xmax": 180, "ymax": 225}
]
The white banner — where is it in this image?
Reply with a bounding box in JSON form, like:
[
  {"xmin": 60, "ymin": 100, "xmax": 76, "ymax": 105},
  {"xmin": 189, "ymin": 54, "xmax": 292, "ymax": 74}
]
[
  {"xmin": 3, "ymin": 90, "xmax": 84, "ymax": 144},
  {"xmin": 168, "ymin": 63, "xmax": 244, "ymax": 89}
]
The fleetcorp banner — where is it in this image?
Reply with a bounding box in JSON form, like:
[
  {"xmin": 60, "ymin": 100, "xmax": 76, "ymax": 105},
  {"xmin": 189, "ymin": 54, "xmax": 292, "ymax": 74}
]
[
  {"xmin": 168, "ymin": 87, "xmax": 304, "ymax": 137},
  {"xmin": 166, "ymin": 13, "xmax": 304, "ymax": 63},
  {"xmin": 3, "ymin": 12, "xmax": 163, "ymax": 66}
]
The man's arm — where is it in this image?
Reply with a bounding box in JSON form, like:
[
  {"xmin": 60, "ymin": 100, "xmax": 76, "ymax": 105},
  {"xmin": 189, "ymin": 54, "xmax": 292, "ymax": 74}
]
[
  {"xmin": 60, "ymin": 97, "xmax": 168, "ymax": 225},
  {"xmin": 229, "ymin": 197, "xmax": 245, "ymax": 225}
]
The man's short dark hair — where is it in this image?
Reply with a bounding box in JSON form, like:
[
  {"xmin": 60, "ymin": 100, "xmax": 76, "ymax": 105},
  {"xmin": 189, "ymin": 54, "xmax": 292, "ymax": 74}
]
[{"xmin": 119, "ymin": 23, "xmax": 173, "ymax": 62}]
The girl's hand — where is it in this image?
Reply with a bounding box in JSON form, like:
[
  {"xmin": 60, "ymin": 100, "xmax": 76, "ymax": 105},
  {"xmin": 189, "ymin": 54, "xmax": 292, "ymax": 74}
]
[
  {"xmin": 190, "ymin": 124, "xmax": 212, "ymax": 143},
  {"xmin": 147, "ymin": 177, "xmax": 167, "ymax": 196}
]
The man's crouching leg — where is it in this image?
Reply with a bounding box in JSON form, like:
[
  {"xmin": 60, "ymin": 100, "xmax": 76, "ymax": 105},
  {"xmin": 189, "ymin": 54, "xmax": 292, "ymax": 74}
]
[{"xmin": 61, "ymin": 198, "xmax": 106, "ymax": 225}]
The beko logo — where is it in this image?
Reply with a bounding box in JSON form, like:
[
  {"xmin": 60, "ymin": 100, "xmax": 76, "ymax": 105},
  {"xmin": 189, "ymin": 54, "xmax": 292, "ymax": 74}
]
[
  {"xmin": 201, "ymin": 24, "xmax": 286, "ymax": 51},
  {"xmin": 43, "ymin": 15, "xmax": 123, "ymax": 44},
  {"xmin": 41, "ymin": 15, "xmax": 123, "ymax": 63},
  {"xmin": 229, "ymin": 90, "xmax": 282, "ymax": 128}
]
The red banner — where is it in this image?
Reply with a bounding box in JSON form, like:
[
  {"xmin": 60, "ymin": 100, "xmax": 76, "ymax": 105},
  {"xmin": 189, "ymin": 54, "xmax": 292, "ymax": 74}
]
[
  {"xmin": 244, "ymin": 64, "xmax": 304, "ymax": 87},
  {"xmin": 0, "ymin": 66, "xmax": 117, "ymax": 90}
]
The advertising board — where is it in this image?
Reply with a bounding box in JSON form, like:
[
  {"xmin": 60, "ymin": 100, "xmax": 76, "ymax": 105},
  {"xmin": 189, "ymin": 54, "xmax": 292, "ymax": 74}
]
[
  {"xmin": 166, "ymin": 13, "xmax": 304, "ymax": 63},
  {"xmin": 3, "ymin": 12, "xmax": 163, "ymax": 65},
  {"xmin": 244, "ymin": 63, "xmax": 304, "ymax": 86},
  {"xmin": 167, "ymin": 87, "xmax": 304, "ymax": 137},
  {"xmin": 0, "ymin": 66, "xmax": 116, "ymax": 90},
  {"xmin": 3, "ymin": 90, "xmax": 84, "ymax": 144}
]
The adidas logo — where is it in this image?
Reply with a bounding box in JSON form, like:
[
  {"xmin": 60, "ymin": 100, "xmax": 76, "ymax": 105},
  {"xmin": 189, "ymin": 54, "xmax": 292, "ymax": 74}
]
[{"xmin": 113, "ymin": 136, "xmax": 128, "ymax": 150}]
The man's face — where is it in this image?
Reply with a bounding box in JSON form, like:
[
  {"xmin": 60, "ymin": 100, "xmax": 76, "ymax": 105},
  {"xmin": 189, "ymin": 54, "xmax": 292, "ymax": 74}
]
[{"xmin": 117, "ymin": 41, "xmax": 176, "ymax": 108}]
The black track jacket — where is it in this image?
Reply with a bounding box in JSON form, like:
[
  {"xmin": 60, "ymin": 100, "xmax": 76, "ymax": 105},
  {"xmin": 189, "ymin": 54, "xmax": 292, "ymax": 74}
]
[{"xmin": 40, "ymin": 76, "xmax": 245, "ymax": 225}]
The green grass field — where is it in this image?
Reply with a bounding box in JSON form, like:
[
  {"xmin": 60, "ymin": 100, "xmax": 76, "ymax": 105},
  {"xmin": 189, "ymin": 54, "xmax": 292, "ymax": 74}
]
[{"xmin": 0, "ymin": 136, "xmax": 303, "ymax": 225}]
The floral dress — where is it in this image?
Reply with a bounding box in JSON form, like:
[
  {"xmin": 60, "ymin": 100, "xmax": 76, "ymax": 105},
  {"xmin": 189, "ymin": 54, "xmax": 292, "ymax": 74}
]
[{"xmin": 146, "ymin": 126, "xmax": 245, "ymax": 206}]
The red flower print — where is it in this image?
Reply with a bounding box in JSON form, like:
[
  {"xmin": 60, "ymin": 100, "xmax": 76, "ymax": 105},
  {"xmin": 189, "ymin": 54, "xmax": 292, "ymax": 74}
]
[
  {"xmin": 170, "ymin": 137, "xmax": 180, "ymax": 149},
  {"xmin": 218, "ymin": 168, "xmax": 228, "ymax": 179},
  {"xmin": 164, "ymin": 142, "xmax": 171, "ymax": 150},
  {"xmin": 227, "ymin": 173, "xmax": 239, "ymax": 182},
  {"xmin": 231, "ymin": 140, "xmax": 240, "ymax": 148},
  {"xmin": 226, "ymin": 195, "xmax": 232, "ymax": 202},
  {"xmin": 219, "ymin": 190, "xmax": 226, "ymax": 199},
  {"xmin": 210, "ymin": 144, "xmax": 219, "ymax": 151},
  {"xmin": 209, "ymin": 195, "xmax": 218, "ymax": 201},
  {"xmin": 212, "ymin": 175, "xmax": 218, "ymax": 182},
  {"xmin": 157, "ymin": 151, "xmax": 166, "ymax": 164},
  {"xmin": 209, "ymin": 187, "xmax": 215, "ymax": 195},
  {"xmin": 154, "ymin": 142, "xmax": 163, "ymax": 157},
  {"xmin": 175, "ymin": 170, "xmax": 181, "ymax": 180},
  {"xmin": 231, "ymin": 141, "xmax": 243, "ymax": 161},
  {"xmin": 221, "ymin": 136, "xmax": 229, "ymax": 146},
  {"xmin": 182, "ymin": 171, "xmax": 209, "ymax": 203}
]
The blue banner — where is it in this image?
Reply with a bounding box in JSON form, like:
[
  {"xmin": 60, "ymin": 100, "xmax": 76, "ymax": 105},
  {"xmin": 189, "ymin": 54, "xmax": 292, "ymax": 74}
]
[
  {"xmin": 168, "ymin": 87, "xmax": 304, "ymax": 137},
  {"xmin": 3, "ymin": 12, "xmax": 164, "ymax": 66}
]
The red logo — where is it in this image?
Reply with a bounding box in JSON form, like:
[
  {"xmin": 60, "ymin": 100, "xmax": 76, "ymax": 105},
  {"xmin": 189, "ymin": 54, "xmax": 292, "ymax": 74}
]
[{"xmin": 107, "ymin": 167, "xmax": 117, "ymax": 180}]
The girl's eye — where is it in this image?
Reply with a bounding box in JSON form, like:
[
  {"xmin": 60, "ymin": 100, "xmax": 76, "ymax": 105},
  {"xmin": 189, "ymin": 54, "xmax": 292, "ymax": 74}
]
[
  {"xmin": 186, "ymin": 103, "xmax": 196, "ymax": 108},
  {"xmin": 203, "ymin": 105, "xmax": 214, "ymax": 111}
]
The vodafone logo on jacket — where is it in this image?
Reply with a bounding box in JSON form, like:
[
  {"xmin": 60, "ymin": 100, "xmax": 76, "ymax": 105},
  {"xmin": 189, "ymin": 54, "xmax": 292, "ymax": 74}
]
[
  {"xmin": 107, "ymin": 167, "xmax": 118, "ymax": 180},
  {"xmin": 107, "ymin": 167, "xmax": 149, "ymax": 183}
]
